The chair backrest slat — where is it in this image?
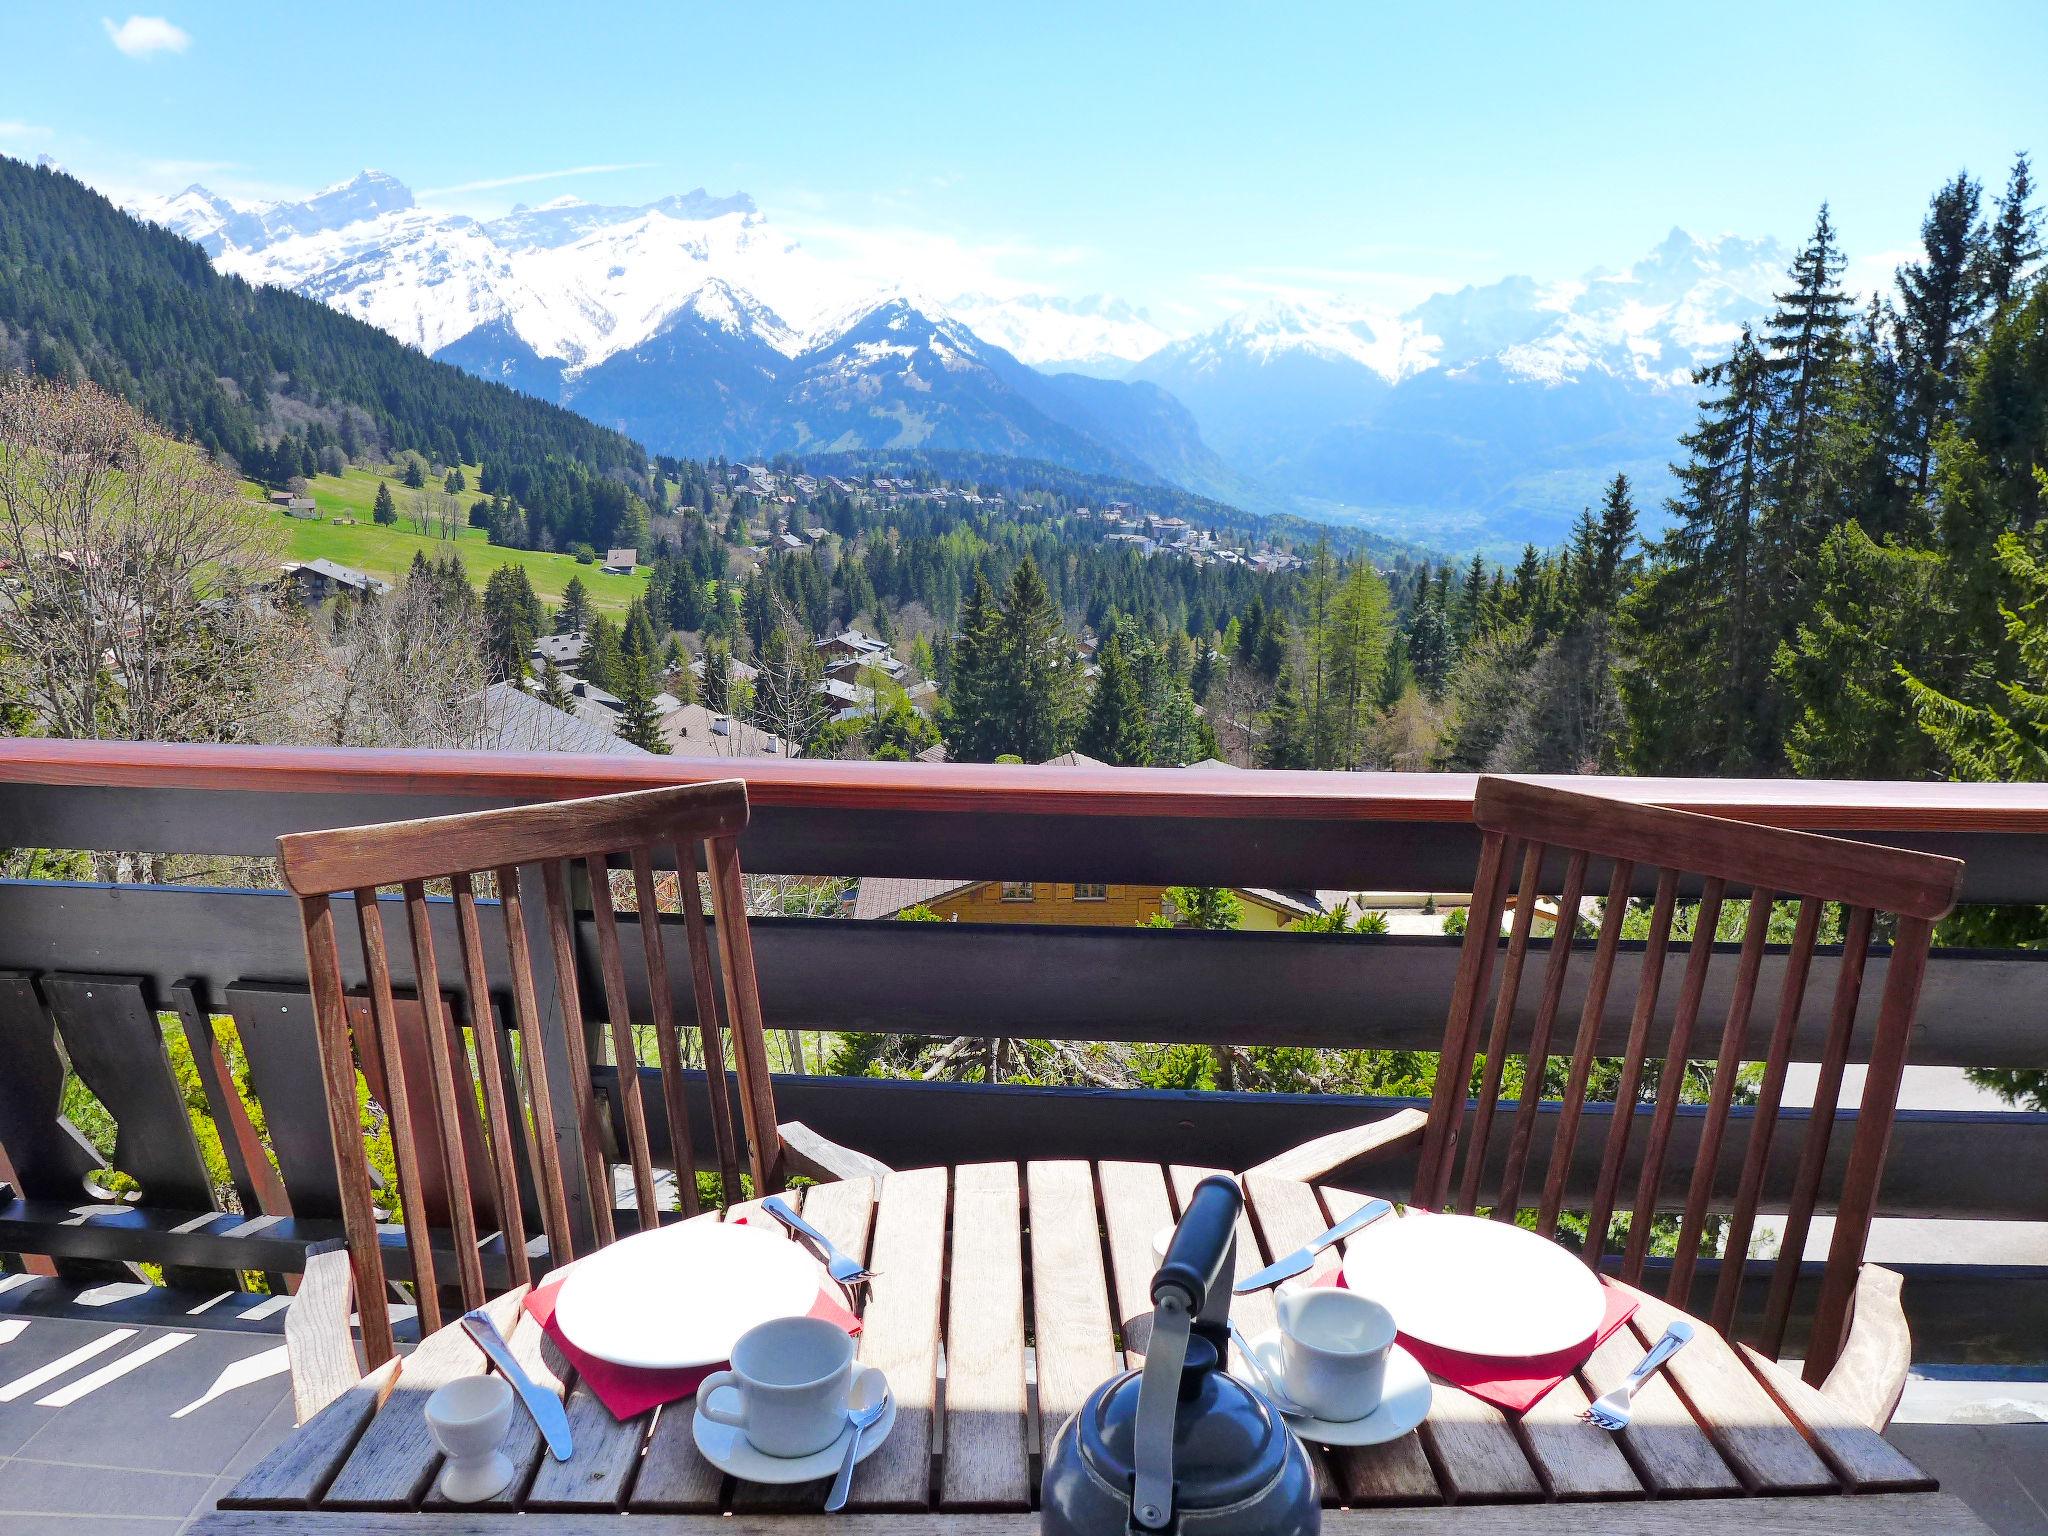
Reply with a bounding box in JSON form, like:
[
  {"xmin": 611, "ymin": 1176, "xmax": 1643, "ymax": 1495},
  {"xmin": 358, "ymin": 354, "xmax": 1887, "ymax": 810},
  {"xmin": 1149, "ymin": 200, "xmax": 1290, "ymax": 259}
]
[
  {"xmin": 1583, "ymin": 864, "xmax": 1679, "ymax": 1267},
  {"xmin": 585, "ymin": 853, "xmax": 661, "ymax": 1234},
  {"xmin": 631, "ymin": 848, "xmax": 702, "ymax": 1218},
  {"xmin": 540, "ymin": 856, "xmax": 615, "ymax": 1251},
  {"xmin": 301, "ymin": 893, "xmax": 397, "ymax": 1367},
  {"xmin": 1622, "ymin": 874, "xmax": 1725, "ymax": 1282},
  {"xmin": 707, "ymin": 838, "xmax": 784, "ymax": 1194},
  {"xmin": 279, "ymin": 780, "xmax": 780, "ymax": 1366},
  {"xmin": 1669, "ymin": 889, "xmax": 1775, "ymax": 1302},
  {"xmin": 1536, "ymin": 856, "xmax": 1634, "ymax": 1239},
  {"xmin": 401, "ymin": 878, "xmax": 488, "ymax": 1312},
  {"xmin": 1431, "ymin": 778, "xmax": 1963, "ymax": 1378},
  {"xmin": 1458, "ymin": 840, "xmax": 1546, "ymax": 1215},
  {"xmin": 1710, "ymin": 895, "xmax": 1822, "ymax": 1332},
  {"xmin": 495, "ymin": 862, "xmax": 573, "ymax": 1265},
  {"xmin": 351, "ymin": 888, "xmax": 443, "ymax": 1338},
  {"xmin": 450, "ymin": 872, "xmax": 531, "ymax": 1291},
  {"xmin": 1416, "ymin": 829, "xmax": 1513, "ymax": 1208},
  {"xmin": 1760, "ymin": 903, "xmax": 1874, "ymax": 1357},
  {"xmin": 1495, "ymin": 849, "xmax": 1589, "ymax": 1221},
  {"xmin": 675, "ymin": 846, "xmax": 745, "ymax": 1204}
]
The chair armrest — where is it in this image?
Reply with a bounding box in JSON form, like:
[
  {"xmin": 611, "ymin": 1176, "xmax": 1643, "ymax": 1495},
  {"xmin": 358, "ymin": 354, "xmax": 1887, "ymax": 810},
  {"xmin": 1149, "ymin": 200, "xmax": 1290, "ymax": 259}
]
[
  {"xmin": 1818, "ymin": 1264, "xmax": 1912, "ymax": 1429},
  {"xmin": 1240, "ymin": 1108, "xmax": 1428, "ymax": 1184},
  {"xmin": 777, "ymin": 1121, "xmax": 893, "ymax": 1184},
  {"xmin": 286, "ymin": 1240, "xmax": 364, "ymax": 1423}
]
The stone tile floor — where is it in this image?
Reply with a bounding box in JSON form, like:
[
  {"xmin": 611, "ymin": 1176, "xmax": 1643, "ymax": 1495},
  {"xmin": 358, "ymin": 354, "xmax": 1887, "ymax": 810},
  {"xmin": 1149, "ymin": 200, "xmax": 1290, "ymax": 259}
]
[{"xmin": 0, "ymin": 1275, "xmax": 2043, "ymax": 1535}]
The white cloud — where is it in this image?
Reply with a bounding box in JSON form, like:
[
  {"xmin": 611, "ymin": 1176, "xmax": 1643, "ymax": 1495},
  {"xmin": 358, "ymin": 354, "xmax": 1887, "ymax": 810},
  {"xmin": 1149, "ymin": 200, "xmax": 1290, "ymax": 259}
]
[
  {"xmin": 0, "ymin": 120, "xmax": 53, "ymax": 143},
  {"xmin": 102, "ymin": 16, "xmax": 191, "ymax": 58},
  {"xmin": 419, "ymin": 163, "xmax": 655, "ymax": 197}
]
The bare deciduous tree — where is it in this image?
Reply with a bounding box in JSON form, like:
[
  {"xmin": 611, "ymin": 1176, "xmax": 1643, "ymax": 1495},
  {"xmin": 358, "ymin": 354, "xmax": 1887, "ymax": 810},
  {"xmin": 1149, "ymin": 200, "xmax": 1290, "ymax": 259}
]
[
  {"xmin": 0, "ymin": 374, "xmax": 300, "ymax": 746},
  {"xmin": 411, "ymin": 483, "xmax": 463, "ymax": 540},
  {"xmin": 749, "ymin": 599, "xmax": 826, "ymax": 755},
  {"xmin": 305, "ymin": 574, "xmax": 490, "ymax": 748}
]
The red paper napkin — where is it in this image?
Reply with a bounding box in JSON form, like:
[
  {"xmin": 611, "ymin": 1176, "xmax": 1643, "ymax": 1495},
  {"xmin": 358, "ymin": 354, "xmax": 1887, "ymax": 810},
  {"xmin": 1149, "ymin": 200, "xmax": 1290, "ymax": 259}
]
[
  {"xmin": 524, "ymin": 1262, "xmax": 861, "ymax": 1422},
  {"xmin": 1311, "ymin": 1267, "xmax": 1636, "ymax": 1415}
]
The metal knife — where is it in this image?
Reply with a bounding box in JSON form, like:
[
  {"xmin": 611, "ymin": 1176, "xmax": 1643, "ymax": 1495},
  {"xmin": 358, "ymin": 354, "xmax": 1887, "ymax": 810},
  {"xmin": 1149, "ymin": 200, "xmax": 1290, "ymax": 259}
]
[
  {"xmin": 462, "ymin": 1307, "xmax": 574, "ymax": 1461},
  {"xmin": 1233, "ymin": 1197, "xmax": 1395, "ymax": 1293}
]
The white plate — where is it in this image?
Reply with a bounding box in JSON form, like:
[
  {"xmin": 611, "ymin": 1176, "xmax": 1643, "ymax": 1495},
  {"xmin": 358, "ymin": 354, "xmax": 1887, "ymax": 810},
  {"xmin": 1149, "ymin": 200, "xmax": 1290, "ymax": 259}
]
[
  {"xmin": 691, "ymin": 1364, "xmax": 896, "ymax": 1484},
  {"xmin": 1339, "ymin": 1208, "xmax": 1605, "ymax": 1359},
  {"xmin": 1242, "ymin": 1332, "xmax": 1432, "ymax": 1447},
  {"xmin": 553, "ymin": 1221, "xmax": 825, "ymax": 1369}
]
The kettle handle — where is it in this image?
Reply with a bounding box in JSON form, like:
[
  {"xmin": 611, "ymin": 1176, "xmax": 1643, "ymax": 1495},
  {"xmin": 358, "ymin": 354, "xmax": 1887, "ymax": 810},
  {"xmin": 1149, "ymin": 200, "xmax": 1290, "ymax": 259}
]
[{"xmin": 1153, "ymin": 1174, "xmax": 1241, "ymax": 1312}]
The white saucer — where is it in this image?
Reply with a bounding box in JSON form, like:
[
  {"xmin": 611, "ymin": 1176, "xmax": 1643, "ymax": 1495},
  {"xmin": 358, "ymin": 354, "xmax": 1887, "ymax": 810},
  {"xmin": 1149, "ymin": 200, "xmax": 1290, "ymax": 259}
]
[
  {"xmin": 690, "ymin": 1364, "xmax": 896, "ymax": 1484},
  {"xmin": 1242, "ymin": 1331, "xmax": 1432, "ymax": 1447}
]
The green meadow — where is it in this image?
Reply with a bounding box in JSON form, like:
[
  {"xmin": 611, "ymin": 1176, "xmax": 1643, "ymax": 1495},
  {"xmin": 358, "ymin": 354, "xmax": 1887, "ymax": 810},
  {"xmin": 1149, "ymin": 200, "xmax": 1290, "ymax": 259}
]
[{"xmin": 241, "ymin": 464, "xmax": 651, "ymax": 618}]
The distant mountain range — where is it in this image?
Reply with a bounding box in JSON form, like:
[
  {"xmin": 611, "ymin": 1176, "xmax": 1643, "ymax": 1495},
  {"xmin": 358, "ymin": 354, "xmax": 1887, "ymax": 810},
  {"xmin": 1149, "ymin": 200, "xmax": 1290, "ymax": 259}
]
[{"xmin": 131, "ymin": 171, "xmax": 1792, "ymax": 554}]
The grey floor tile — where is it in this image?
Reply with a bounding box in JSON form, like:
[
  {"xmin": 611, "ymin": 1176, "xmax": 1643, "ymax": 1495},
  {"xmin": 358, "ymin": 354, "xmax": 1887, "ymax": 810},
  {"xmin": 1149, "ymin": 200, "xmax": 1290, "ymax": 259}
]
[
  {"xmin": 13, "ymin": 1329, "xmax": 289, "ymax": 1476},
  {"xmin": 214, "ymin": 1392, "xmax": 297, "ymax": 1482},
  {"xmin": 0, "ymin": 1317, "xmax": 163, "ymax": 1457},
  {"xmin": 1888, "ymin": 1424, "xmax": 2048, "ymax": 1536},
  {"xmin": 0, "ymin": 1455, "xmax": 214, "ymax": 1520}
]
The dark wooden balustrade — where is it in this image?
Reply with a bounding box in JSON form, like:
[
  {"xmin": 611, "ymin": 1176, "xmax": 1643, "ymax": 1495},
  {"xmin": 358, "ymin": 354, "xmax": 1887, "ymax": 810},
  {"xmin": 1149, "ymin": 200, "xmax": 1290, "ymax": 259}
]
[{"xmin": 0, "ymin": 740, "xmax": 2043, "ymax": 1360}]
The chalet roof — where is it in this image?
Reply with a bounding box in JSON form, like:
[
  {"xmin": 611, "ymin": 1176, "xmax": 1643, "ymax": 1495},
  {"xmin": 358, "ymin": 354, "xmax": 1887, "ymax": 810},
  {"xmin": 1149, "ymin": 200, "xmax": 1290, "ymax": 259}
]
[
  {"xmin": 479, "ymin": 682, "xmax": 650, "ymax": 756},
  {"xmin": 1039, "ymin": 750, "xmax": 1106, "ymax": 767},
  {"xmin": 853, "ymin": 876, "xmax": 976, "ymax": 920},
  {"xmin": 286, "ymin": 558, "xmax": 392, "ymax": 595},
  {"xmin": 659, "ymin": 703, "xmax": 788, "ymax": 759},
  {"xmin": 532, "ymin": 631, "xmax": 589, "ymax": 664}
]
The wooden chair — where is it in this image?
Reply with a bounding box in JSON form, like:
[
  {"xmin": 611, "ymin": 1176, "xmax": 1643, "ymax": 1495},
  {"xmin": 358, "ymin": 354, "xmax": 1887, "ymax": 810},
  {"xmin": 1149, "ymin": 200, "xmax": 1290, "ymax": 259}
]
[
  {"xmin": 276, "ymin": 779, "xmax": 881, "ymax": 1376},
  {"xmin": 1307, "ymin": 777, "xmax": 1963, "ymax": 1426}
]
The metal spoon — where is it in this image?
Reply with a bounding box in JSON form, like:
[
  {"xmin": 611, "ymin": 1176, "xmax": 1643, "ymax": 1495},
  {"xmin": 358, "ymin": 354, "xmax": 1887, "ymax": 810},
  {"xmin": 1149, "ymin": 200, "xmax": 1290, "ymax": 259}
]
[
  {"xmin": 1226, "ymin": 1318, "xmax": 1309, "ymax": 1417},
  {"xmin": 823, "ymin": 1372, "xmax": 892, "ymax": 1513}
]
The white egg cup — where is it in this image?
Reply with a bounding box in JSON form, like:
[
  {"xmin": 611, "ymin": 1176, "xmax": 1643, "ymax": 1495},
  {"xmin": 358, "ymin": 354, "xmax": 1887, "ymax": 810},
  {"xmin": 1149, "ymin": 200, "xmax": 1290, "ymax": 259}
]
[{"xmin": 426, "ymin": 1375, "xmax": 517, "ymax": 1503}]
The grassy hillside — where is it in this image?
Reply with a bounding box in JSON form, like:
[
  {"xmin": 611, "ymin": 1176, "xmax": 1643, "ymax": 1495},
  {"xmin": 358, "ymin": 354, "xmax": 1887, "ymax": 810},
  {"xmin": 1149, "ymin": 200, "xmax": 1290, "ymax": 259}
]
[{"xmin": 243, "ymin": 465, "xmax": 651, "ymax": 617}]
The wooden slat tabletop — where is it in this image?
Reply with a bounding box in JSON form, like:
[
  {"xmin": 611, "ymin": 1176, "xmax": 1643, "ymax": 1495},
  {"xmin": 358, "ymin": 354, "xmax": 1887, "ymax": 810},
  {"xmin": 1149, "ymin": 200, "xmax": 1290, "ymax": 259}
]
[{"xmin": 215, "ymin": 1161, "xmax": 1951, "ymax": 1531}]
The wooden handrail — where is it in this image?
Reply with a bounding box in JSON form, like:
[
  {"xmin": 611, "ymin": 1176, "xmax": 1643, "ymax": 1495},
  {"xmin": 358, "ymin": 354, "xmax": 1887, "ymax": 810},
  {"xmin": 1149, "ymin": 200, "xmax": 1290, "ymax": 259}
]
[{"xmin": 2, "ymin": 737, "xmax": 2048, "ymax": 832}]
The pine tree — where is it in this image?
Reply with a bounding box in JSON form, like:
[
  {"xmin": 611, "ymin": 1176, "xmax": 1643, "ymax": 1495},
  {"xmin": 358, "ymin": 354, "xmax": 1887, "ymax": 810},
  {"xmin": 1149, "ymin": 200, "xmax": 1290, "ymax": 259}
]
[
  {"xmin": 1081, "ymin": 634, "xmax": 1146, "ymax": 765},
  {"xmin": 557, "ymin": 575, "xmax": 592, "ymax": 635},
  {"xmin": 402, "ymin": 455, "xmax": 427, "ymax": 490},
  {"xmin": 941, "ymin": 571, "xmax": 1002, "ymax": 761},
  {"xmin": 616, "ymin": 651, "xmax": 670, "ymax": 753},
  {"xmin": 702, "ymin": 637, "xmax": 732, "ymax": 712},
  {"xmin": 536, "ymin": 658, "xmax": 575, "ymax": 714},
  {"xmin": 586, "ymin": 615, "xmax": 626, "ymax": 695},
  {"xmin": 444, "ymin": 466, "xmax": 466, "ymax": 494},
  {"xmin": 623, "ymin": 596, "xmax": 660, "ymax": 663},
  {"xmin": 1765, "ymin": 205, "xmax": 1855, "ymax": 544},
  {"xmin": 1979, "ymin": 154, "xmax": 2042, "ymax": 312},
  {"xmin": 1624, "ymin": 326, "xmax": 1780, "ymax": 770},
  {"xmin": 1077, "ymin": 634, "xmax": 1146, "ymax": 765},
  {"xmin": 995, "ymin": 557, "xmax": 1077, "ymax": 763},
  {"xmin": 1258, "ymin": 665, "xmax": 1309, "ymax": 769},
  {"xmin": 482, "ymin": 565, "xmax": 539, "ymax": 681},
  {"xmin": 372, "ymin": 480, "xmax": 397, "ymax": 525},
  {"xmin": 1897, "ymin": 172, "xmax": 1985, "ymax": 498}
]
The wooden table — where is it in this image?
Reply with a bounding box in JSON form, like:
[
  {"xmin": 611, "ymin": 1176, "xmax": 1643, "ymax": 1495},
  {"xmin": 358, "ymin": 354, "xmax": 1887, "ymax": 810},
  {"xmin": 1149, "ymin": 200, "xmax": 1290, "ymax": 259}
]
[{"xmin": 193, "ymin": 1161, "xmax": 1988, "ymax": 1534}]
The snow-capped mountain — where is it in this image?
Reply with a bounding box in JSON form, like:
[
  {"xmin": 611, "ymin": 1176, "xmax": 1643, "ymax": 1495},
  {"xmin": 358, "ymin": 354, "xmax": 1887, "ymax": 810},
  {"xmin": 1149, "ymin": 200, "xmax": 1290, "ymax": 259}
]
[
  {"xmin": 941, "ymin": 292, "xmax": 1172, "ymax": 376},
  {"xmin": 1127, "ymin": 230, "xmax": 1789, "ymax": 547},
  {"xmin": 125, "ymin": 167, "xmax": 1796, "ymax": 552}
]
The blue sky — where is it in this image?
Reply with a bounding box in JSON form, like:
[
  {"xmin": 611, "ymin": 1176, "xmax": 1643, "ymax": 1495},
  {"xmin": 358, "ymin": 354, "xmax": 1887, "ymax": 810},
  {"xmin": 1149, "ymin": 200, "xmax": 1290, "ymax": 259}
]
[{"xmin": 3, "ymin": 3, "xmax": 2044, "ymax": 323}]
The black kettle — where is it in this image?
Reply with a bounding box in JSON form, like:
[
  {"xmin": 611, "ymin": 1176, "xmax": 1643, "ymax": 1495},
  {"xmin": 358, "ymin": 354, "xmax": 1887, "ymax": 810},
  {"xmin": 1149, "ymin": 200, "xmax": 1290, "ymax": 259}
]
[{"xmin": 1040, "ymin": 1175, "xmax": 1318, "ymax": 1535}]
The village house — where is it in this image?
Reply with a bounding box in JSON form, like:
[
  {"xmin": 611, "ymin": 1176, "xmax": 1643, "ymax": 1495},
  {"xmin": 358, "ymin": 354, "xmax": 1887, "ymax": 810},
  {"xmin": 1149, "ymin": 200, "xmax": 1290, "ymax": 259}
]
[
  {"xmin": 277, "ymin": 558, "xmax": 392, "ymax": 605},
  {"xmin": 601, "ymin": 547, "xmax": 638, "ymax": 575}
]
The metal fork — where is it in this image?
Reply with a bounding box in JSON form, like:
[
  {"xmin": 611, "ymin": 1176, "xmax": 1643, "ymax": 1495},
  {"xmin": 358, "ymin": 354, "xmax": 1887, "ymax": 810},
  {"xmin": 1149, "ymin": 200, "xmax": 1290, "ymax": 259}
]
[
  {"xmin": 1580, "ymin": 1320, "xmax": 1693, "ymax": 1431},
  {"xmin": 763, "ymin": 1194, "xmax": 878, "ymax": 1292}
]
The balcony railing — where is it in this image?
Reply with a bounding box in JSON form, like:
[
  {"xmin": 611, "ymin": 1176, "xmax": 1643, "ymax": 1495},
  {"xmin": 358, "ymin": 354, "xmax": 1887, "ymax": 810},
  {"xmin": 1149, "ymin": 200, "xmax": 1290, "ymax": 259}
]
[{"xmin": 0, "ymin": 740, "xmax": 2043, "ymax": 1362}]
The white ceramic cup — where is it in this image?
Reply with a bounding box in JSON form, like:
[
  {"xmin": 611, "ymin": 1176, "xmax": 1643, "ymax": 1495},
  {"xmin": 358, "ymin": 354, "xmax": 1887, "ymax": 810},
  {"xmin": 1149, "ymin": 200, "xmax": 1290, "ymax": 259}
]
[
  {"xmin": 696, "ymin": 1315, "xmax": 856, "ymax": 1459},
  {"xmin": 425, "ymin": 1375, "xmax": 516, "ymax": 1503},
  {"xmin": 1275, "ymin": 1286, "xmax": 1398, "ymax": 1422}
]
